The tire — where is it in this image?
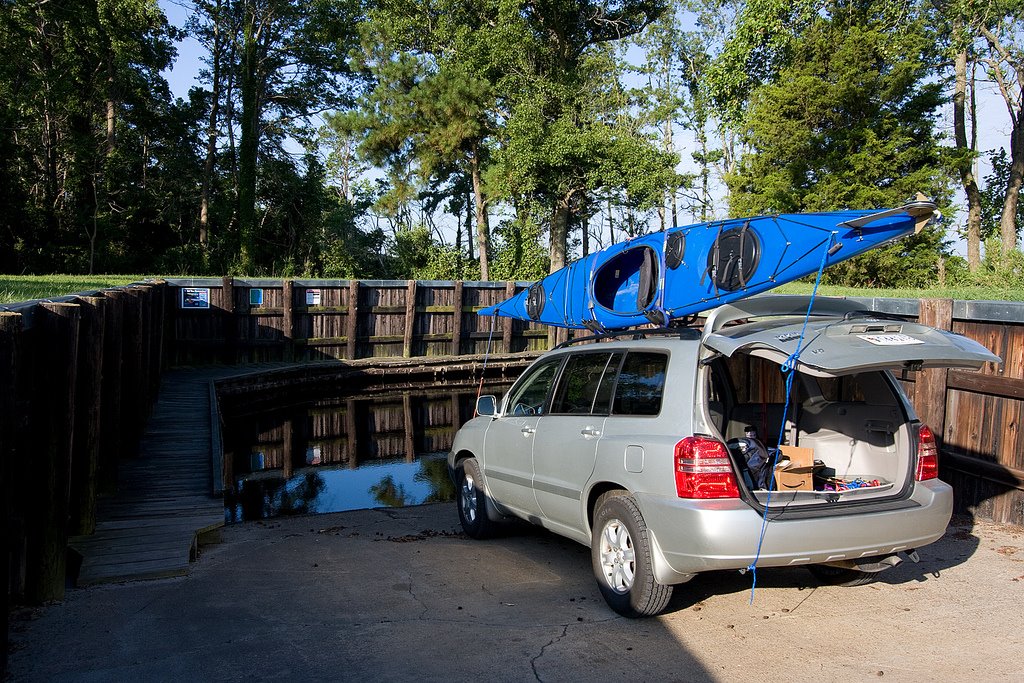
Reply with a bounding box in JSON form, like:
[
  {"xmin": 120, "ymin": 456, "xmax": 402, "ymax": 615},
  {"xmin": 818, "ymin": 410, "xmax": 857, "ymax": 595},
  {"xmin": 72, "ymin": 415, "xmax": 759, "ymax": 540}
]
[
  {"xmin": 807, "ymin": 564, "xmax": 876, "ymax": 587},
  {"xmin": 591, "ymin": 492, "xmax": 673, "ymax": 618},
  {"xmin": 456, "ymin": 457, "xmax": 497, "ymax": 539}
]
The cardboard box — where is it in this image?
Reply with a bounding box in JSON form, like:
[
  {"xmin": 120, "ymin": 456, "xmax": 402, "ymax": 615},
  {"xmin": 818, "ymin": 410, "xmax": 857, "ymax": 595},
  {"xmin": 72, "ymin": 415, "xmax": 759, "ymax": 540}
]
[{"xmin": 774, "ymin": 446, "xmax": 817, "ymax": 491}]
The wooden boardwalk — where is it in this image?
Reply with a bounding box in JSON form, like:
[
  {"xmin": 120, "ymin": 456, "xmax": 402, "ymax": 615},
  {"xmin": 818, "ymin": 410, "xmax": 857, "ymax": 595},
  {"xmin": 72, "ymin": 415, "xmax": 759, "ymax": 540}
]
[
  {"xmin": 68, "ymin": 367, "xmax": 241, "ymax": 585},
  {"xmin": 66, "ymin": 355, "xmax": 534, "ymax": 586}
]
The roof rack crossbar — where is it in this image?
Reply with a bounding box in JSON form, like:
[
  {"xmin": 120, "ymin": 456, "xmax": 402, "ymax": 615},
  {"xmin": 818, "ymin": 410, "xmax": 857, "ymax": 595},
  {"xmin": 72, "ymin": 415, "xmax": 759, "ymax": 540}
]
[{"xmin": 552, "ymin": 326, "xmax": 700, "ymax": 350}]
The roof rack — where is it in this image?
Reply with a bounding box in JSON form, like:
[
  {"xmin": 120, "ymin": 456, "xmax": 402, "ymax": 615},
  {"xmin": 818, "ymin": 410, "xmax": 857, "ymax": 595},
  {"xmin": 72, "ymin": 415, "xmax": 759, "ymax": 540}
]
[{"xmin": 553, "ymin": 326, "xmax": 700, "ymax": 350}]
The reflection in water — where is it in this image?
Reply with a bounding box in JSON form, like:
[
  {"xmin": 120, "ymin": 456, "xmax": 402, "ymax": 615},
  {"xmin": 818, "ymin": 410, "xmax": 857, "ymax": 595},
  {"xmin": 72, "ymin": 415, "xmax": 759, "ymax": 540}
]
[{"xmin": 223, "ymin": 385, "xmax": 508, "ymax": 522}]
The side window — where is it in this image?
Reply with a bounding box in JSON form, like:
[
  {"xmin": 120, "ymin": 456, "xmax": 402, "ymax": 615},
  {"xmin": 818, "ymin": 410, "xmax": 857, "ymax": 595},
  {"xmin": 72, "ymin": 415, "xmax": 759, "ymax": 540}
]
[
  {"xmin": 612, "ymin": 352, "xmax": 668, "ymax": 416},
  {"xmin": 506, "ymin": 357, "xmax": 562, "ymax": 416},
  {"xmin": 550, "ymin": 353, "xmax": 614, "ymax": 414}
]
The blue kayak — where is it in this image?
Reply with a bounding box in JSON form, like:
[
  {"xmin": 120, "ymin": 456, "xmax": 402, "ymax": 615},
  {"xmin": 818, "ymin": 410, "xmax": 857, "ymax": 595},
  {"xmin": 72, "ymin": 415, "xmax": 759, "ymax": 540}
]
[{"xmin": 478, "ymin": 199, "xmax": 937, "ymax": 330}]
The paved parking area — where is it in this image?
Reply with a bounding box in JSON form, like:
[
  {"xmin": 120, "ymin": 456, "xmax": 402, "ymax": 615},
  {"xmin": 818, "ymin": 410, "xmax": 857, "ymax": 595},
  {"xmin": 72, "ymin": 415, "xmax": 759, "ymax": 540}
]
[{"xmin": 7, "ymin": 505, "xmax": 1024, "ymax": 682}]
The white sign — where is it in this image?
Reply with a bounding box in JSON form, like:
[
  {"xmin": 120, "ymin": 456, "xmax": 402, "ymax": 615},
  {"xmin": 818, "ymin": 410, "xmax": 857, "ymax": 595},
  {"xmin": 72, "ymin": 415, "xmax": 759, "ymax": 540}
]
[
  {"xmin": 306, "ymin": 288, "xmax": 321, "ymax": 306},
  {"xmin": 857, "ymin": 333, "xmax": 924, "ymax": 346}
]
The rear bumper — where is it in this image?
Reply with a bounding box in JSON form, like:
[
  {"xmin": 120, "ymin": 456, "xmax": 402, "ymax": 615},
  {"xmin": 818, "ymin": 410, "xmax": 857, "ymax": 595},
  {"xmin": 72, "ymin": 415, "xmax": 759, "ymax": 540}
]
[{"xmin": 637, "ymin": 480, "xmax": 953, "ymax": 584}]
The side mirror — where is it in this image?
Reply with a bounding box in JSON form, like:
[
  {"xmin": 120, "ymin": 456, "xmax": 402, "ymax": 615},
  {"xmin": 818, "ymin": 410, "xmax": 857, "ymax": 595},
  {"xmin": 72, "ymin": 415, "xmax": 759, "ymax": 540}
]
[{"xmin": 476, "ymin": 395, "xmax": 497, "ymax": 417}]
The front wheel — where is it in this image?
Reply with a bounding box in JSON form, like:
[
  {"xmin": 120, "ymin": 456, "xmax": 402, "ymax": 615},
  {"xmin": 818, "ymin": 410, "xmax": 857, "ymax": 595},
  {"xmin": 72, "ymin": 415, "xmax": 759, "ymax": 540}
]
[
  {"xmin": 456, "ymin": 457, "xmax": 497, "ymax": 539},
  {"xmin": 591, "ymin": 492, "xmax": 673, "ymax": 617}
]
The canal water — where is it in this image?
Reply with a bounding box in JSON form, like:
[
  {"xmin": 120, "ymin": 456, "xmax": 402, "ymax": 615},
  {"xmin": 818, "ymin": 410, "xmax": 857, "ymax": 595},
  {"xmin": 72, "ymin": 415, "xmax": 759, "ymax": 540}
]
[{"xmin": 222, "ymin": 383, "xmax": 510, "ymax": 522}]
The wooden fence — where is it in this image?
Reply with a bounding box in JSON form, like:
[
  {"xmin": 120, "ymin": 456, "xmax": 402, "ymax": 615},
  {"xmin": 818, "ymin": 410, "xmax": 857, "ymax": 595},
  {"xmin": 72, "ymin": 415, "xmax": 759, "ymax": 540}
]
[
  {"xmin": 880, "ymin": 297, "xmax": 1024, "ymax": 526},
  {"xmin": 167, "ymin": 277, "xmax": 549, "ymax": 365},
  {"xmin": 0, "ymin": 282, "xmax": 168, "ymax": 611},
  {"xmin": 1, "ymin": 279, "xmax": 1023, "ymax": 613}
]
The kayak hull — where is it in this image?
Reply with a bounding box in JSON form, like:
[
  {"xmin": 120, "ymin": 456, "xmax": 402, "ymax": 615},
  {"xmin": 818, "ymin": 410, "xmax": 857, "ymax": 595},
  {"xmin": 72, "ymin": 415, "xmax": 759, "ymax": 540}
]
[{"xmin": 479, "ymin": 203, "xmax": 935, "ymax": 330}]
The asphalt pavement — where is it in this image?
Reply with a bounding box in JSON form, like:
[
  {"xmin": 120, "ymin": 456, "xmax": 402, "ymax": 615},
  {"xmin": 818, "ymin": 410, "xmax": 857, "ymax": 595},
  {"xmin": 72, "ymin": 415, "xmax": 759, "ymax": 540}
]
[{"xmin": 6, "ymin": 504, "xmax": 1024, "ymax": 682}]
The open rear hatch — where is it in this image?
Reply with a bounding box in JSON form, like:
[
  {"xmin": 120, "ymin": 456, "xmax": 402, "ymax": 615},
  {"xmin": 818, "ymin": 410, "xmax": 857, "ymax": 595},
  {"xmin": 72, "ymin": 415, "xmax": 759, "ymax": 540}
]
[
  {"xmin": 703, "ymin": 315, "xmax": 999, "ymax": 376},
  {"xmin": 700, "ymin": 299, "xmax": 1000, "ymax": 511}
]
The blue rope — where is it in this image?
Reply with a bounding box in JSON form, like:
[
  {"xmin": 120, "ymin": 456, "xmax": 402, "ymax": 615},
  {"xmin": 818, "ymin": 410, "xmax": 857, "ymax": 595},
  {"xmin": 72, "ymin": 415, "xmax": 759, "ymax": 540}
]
[{"xmin": 747, "ymin": 232, "xmax": 837, "ymax": 604}]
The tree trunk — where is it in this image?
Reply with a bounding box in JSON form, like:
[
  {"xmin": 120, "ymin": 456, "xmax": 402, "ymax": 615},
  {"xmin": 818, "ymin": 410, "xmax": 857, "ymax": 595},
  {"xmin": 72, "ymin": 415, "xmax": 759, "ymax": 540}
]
[
  {"xmin": 105, "ymin": 51, "xmax": 116, "ymax": 158},
  {"xmin": 581, "ymin": 213, "xmax": 589, "ymax": 257},
  {"xmin": 953, "ymin": 49, "xmax": 982, "ymax": 270},
  {"xmin": 469, "ymin": 145, "xmax": 489, "ymax": 279},
  {"xmin": 199, "ymin": 0, "xmax": 224, "ymax": 248},
  {"xmin": 1000, "ymin": 118, "xmax": 1024, "ymax": 254},
  {"xmin": 238, "ymin": 5, "xmax": 259, "ymax": 273},
  {"xmin": 550, "ymin": 196, "xmax": 571, "ymax": 273}
]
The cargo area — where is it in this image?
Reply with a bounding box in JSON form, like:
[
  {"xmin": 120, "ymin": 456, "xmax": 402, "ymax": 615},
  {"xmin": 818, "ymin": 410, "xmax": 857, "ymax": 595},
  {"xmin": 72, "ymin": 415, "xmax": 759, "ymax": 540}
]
[{"xmin": 705, "ymin": 353, "xmax": 912, "ymax": 505}]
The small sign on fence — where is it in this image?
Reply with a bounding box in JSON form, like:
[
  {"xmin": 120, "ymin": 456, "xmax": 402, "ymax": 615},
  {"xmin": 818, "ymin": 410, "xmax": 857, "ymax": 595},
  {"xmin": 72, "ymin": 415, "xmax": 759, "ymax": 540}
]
[
  {"xmin": 180, "ymin": 287, "xmax": 211, "ymax": 309},
  {"xmin": 249, "ymin": 288, "xmax": 264, "ymax": 306},
  {"xmin": 306, "ymin": 288, "xmax": 321, "ymax": 306}
]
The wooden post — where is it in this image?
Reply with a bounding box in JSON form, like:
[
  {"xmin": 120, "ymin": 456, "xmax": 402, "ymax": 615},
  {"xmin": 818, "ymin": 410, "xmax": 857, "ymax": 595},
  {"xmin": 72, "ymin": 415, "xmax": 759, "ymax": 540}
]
[
  {"xmin": 403, "ymin": 280, "xmax": 417, "ymax": 358},
  {"xmin": 918, "ymin": 298, "xmax": 954, "ymax": 445},
  {"xmin": 98, "ymin": 289, "xmax": 125, "ymax": 489},
  {"xmin": 135, "ymin": 285, "xmax": 153, "ymax": 408},
  {"xmin": 1, "ymin": 312, "xmax": 24, "ymax": 663},
  {"xmin": 282, "ymin": 416, "xmax": 294, "ymax": 480},
  {"xmin": 146, "ymin": 285, "xmax": 160, "ymax": 403},
  {"xmin": 150, "ymin": 280, "xmax": 167, "ymax": 387},
  {"xmin": 502, "ymin": 281, "xmax": 514, "ymax": 353},
  {"xmin": 451, "ymin": 281, "xmax": 464, "ymax": 356},
  {"xmin": 403, "ymin": 392, "xmax": 415, "ymax": 462},
  {"xmin": 346, "ymin": 280, "xmax": 359, "ymax": 361},
  {"xmin": 345, "ymin": 399, "xmax": 359, "ymax": 467},
  {"xmin": 26, "ymin": 302, "xmax": 80, "ymax": 603},
  {"xmin": 222, "ymin": 276, "xmax": 236, "ymax": 364},
  {"xmin": 120, "ymin": 288, "xmax": 144, "ymax": 452},
  {"xmin": 69, "ymin": 296, "xmax": 106, "ymax": 536},
  {"xmin": 450, "ymin": 392, "xmax": 461, "ymax": 433},
  {"xmin": 282, "ymin": 280, "xmax": 295, "ymax": 362}
]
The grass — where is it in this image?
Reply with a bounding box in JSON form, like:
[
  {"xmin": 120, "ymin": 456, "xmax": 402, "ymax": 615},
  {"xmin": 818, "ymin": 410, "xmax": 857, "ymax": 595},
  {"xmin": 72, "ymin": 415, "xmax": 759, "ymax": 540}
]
[
  {"xmin": 0, "ymin": 274, "xmax": 144, "ymax": 305},
  {"xmin": 773, "ymin": 281, "xmax": 1024, "ymax": 301},
  {"xmin": 1, "ymin": 274, "xmax": 1021, "ymax": 305}
]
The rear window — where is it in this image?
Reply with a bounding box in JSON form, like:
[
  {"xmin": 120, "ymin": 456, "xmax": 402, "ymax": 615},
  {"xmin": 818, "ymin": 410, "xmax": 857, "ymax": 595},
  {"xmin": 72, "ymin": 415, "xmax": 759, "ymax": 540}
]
[
  {"xmin": 612, "ymin": 352, "xmax": 667, "ymax": 416},
  {"xmin": 550, "ymin": 352, "xmax": 615, "ymax": 414}
]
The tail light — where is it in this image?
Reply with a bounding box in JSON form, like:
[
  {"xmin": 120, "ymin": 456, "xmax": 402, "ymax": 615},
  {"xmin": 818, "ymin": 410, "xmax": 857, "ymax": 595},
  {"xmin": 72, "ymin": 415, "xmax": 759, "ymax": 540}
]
[
  {"xmin": 915, "ymin": 424, "xmax": 939, "ymax": 481},
  {"xmin": 675, "ymin": 436, "xmax": 740, "ymax": 499}
]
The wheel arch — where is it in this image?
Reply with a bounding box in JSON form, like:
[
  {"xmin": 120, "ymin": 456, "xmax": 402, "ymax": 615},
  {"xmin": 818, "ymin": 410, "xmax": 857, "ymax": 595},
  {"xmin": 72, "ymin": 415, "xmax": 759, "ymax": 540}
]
[
  {"xmin": 452, "ymin": 449, "xmax": 511, "ymax": 524},
  {"xmin": 587, "ymin": 482, "xmax": 695, "ymax": 587},
  {"xmin": 586, "ymin": 481, "xmax": 627, "ymax": 535}
]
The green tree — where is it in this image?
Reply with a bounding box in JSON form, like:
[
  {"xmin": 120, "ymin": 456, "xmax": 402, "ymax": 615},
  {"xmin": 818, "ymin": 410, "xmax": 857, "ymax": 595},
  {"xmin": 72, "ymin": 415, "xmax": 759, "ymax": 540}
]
[
  {"xmin": 354, "ymin": 1, "xmax": 502, "ymax": 279},
  {"xmin": 727, "ymin": 1, "xmax": 952, "ymax": 286},
  {"xmin": 632, "ymin": 1, "xmax": 691, "ymax": 229},
  {"xmin": 489, "ymin": 1, "xmax": 678, "ymax": 274},
  {"xmin": 235, "ymin": 0, "xmax": 362, "ymax": 274},
  {"xmin": 0, "ymin": 0, "xmax": 179, "ymax": 274},
  {"xmin": 982, "ymin": 148, "xmax": 1024, "ymax": 241}
]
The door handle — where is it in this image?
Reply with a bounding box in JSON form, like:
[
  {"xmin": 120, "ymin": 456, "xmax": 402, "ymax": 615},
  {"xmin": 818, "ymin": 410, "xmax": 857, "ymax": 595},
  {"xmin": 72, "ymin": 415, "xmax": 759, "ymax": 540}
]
[
  {"xmin": 521, "ymin": 426, "xmax": 536, "ymax": 436},
  {"xmin": 580, "ymin": 427, "xmax": 601, "ymax": 438}
]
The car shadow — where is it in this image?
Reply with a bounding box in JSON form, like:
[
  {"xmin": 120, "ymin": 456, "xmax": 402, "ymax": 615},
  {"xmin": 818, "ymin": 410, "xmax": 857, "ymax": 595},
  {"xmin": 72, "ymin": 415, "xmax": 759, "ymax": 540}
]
[{"xmin": 492, "ymin": 504, "xmax": 993, "ymax": 619}]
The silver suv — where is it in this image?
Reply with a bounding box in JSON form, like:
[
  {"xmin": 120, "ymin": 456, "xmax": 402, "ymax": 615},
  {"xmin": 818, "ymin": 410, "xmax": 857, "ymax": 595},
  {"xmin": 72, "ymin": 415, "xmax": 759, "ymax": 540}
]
[{"xmin": 448, "ymin": 296, "xmax": 999, "ymax": 617}]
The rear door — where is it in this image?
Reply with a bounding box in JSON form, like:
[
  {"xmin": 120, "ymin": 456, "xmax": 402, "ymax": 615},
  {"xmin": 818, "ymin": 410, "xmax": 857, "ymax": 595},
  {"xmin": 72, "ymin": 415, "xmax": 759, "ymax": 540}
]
[
  {"xmin": 532, "ymin": 351, "xmax": 621, "ymax": 531},
  {"xmin": 703, "ymin": 316, "xmax": 1000, "ymax": 374}
]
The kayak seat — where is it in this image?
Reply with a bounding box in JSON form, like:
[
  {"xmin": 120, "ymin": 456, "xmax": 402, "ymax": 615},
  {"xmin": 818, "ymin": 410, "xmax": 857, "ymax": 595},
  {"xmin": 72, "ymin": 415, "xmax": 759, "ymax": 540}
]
[{"xmin": 637, "ymin": 247, "xmax": 657, "ymax": 310}]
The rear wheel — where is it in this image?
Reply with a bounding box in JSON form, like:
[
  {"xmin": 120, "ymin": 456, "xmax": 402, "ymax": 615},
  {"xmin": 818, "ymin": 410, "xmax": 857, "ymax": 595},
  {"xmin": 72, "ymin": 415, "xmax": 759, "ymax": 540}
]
[
  {"xmin": 807, "ymin": 564, "xmax": 875, "ymax": 587},
  {"xmin": 456, "ymin": 458, "xmax": 496, "ymax": 539},
  {"xmin": 591, "ymin": 492, "xmax": 673, "ymax": 617}
]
